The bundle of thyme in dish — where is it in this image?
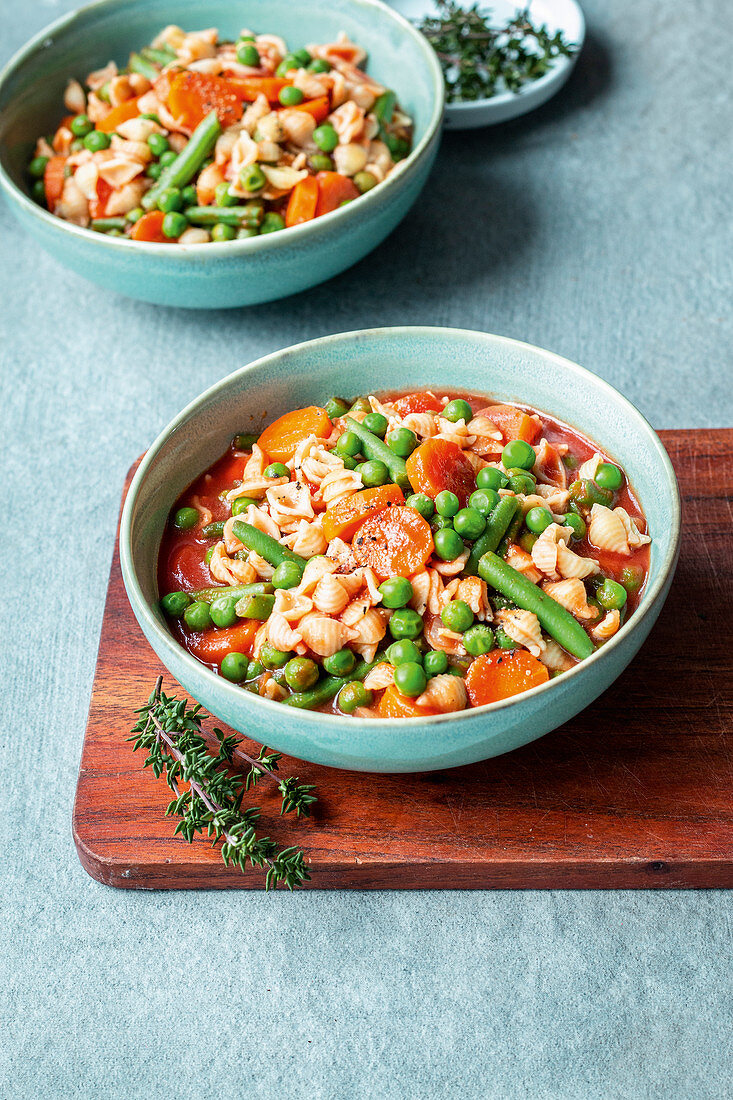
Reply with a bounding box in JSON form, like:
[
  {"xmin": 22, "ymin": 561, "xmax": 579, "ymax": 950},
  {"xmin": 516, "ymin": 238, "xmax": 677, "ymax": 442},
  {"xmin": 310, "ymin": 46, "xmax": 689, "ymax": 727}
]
[
  {"xmin": 416, "ymin": 1, "xmax": 577, "ymax": 104},
  {"xmin": 129, "ymin": 678, "xmax": 316, "ymax": 890}
]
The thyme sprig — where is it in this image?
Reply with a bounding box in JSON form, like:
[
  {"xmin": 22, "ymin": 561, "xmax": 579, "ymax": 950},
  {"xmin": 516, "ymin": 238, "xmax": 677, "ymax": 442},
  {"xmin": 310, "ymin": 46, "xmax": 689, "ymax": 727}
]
[
  {"xmin": 128, "ymin": 677, "xmax": 316, "ymax": 890},
  {"xmin": 417, "ymin": 1, "xmax": 577, "ymax": 104}
]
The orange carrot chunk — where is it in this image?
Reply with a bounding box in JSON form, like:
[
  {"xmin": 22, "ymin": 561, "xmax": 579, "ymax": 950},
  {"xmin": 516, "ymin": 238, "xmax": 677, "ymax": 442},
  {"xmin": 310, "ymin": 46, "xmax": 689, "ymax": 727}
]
[
  {"xmin": 130, "ymin": 210, "xmax": 171, "ymax": 242},
  {"xmin": 285, "ymin": 175, "xmax": 319, "ymax": 228},
  {"xmin": 43, "ymin": 155, "xmax": 67, "ymax": 210},
  {"xmin": 321, "ymin": 484, "xmax": 404, "ymax": 543},
  {"xmin": 186, "ymin": 620, "xmax": 259, "ymax": 667},
  {"xmin": 465, "ymin": 650, "xmax": 549, "ymax": 707},
  {"xmin": 392, "ymin": 392, "xmax": 443, "ymax": 417},
  {"xmin": 258, "ymin": 406, "xmax": 332, "ymax": 463},
  {"xmin": 352, "ymin": 505, "xmax": 434, "ymax": 579},
  {"xmin": 476, "ymin": 403, "xmax": 541, "ymax": 445},
  {"xmin": 314, "ymin": 171, "xmax": 360, "ymax": 216},
  {"xmin": 405, "ymin": 438, "xmax": 477, "ymax": 506},
  {"xmin": 97, "ymin": 96, "xmax": 142, "ymax": 132},
  {"xmin": 228, "ymin": 76, "xmax": 291, "ymax": 104},
  {"xmin": 167, "ymin": 72, "xmax": 243, "ymax": 130},
  {"xmin": 287, "ymin": 95, "xmax": 331, "ymax": 123},
  {"xmin": 377, "ymin": 683, "xmax": 439, "ymax": 718}
]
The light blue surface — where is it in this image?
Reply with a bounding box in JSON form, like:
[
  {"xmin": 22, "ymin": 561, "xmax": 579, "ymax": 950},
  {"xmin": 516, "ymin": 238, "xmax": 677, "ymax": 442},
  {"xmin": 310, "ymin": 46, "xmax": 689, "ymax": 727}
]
[
  {"xmin": 0, "ymin": 0, "xmax": 443, "ymax": 307},
  {"xmin": 2, "ymin": 0, "xmax": 732, "ymax": 1096},
  {"xmin": 121, "ymin": 328, "xmax": 680, "ymax": 772}
]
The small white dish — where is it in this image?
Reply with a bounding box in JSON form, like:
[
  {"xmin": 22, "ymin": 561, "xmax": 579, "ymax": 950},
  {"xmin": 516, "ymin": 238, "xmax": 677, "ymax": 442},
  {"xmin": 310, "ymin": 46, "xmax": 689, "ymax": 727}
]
[{"xmin": 388, "ymin": 0, "xmax": 585, "ymax": 129}]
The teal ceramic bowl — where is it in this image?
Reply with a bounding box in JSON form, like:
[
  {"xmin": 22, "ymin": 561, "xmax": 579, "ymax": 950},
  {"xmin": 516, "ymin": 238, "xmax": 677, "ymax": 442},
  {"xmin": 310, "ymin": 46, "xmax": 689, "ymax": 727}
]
[
  {"xmin": 120, "ymin": 327, "xmax": 680, "ymax": 773},
  {"xmin": 0, "ymin": 0, "xmax": 443, "ymax": 309}
]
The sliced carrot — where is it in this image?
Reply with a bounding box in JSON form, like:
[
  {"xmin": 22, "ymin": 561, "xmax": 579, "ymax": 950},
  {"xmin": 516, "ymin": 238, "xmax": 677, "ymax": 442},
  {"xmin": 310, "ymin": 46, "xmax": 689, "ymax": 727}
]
[
  {"xmin": 352, "ymin": 505, "xmax": 434, "ymax": 580},
  {"xmin": 405, "ymin": 438, "xmax": 476, "ymax": 506},
  {"xmin": 285, "ymin": 175, "xmax": 319, "ymax": 228},
  {"xmin": 228, "ymin": 76, "xmax": 290, "ymax": 105},
  {"xmin": 321, "ymin": 484, "xmax": 404, "ymax": 543},
  {"xmin": 131, "ymin": 210, "xmax": 171, "ymax": 242},
  {"xmin": 377, "ymin": 683, "xmax": 439, "ymax": 718},
  {"xmin": 258, "ymin": 406, "xmax": 332, "ymax": 463},
  {"xmin": 392, "ymin": 392, "xmax": 443, "ymax": 417},
  {"xmin": 43, "ymin": 155, "xmax": 67, "ymax": 210},
  {"xmin": 89, "ymin": 176, "xmax": 113, "ymax": 218},
  {"xmin": 476, "ymin": 404, "xmax": 541, "ymax": 445},
  {"xmin": 186, "ymin": 620, "xmax": 260, "ymax": 667},
  {"xmin": 314, "ymin": 171, "xmax": 360, "ymax": 216},
  {"xmin": 287, "ymin": 95, "xmax": 331, "ymax": 123},
  {"xmin": 97, "ymin": 96, "xmax": 142, "ymax": 133},
  {"xmin": 465, "ymin": 650, "xmax": 549, "ymax": 707},
  {"xmin": 167, "ymin": 72, "xmax": 243, "ymax": 130}
]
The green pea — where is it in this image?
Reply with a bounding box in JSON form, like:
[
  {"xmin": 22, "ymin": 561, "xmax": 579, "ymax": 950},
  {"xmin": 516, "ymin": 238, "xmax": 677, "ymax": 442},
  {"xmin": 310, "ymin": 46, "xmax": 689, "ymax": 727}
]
[
  {"xmin": 181, "ymin": 184, "xmax": 198, "ymax": 208},
  {"xmin": 276, "ymin": 54, "xmax": 300, "ymax": 76},
  {"xmin": 308, "ymin": 58, "xmax": 331, "ymax": 73},
  {"xmin": 27, "ymin": 155, "xmax": 49, "ymax": 178},
  {"xmin": 83, "ymin": 130, "xmax": 111, "ymax": 152},
  {"xmin": 387, "ymin": 639, "xmax": 422, "ymax": 666},
  {"xmin": 435, "ymin": 490, "xmax": 460, "ymax": 518},
  {"xmin": 464, "ymin": 624, "xmax": 494, "ymax": 656},
  {"xmin": 237, "ymin": 227, "xmax": 259, "ymax": 239},
  {"xmin": 389, "ymin": 608, "xmax": 423, "ymax": 640},
  {"xmin": 442, "ymin": 398, "xmax": 473, "ymax": 424},
  {"xmin": 313, "ymin": 124, "xmax": 339, "ymax": 153},
  {"xmin": 221, "ymin": 652, "xmax": 249, "ymax": 682},
  {"xmin": 183, "ymin": 600, "xmax": 212, "ymax": 632},
  {"xmin": 325, "ymin": 397, "xmax": 350, "ymax": 419},
  {"xmin": 440, "ymin": 600, "xmax": 474, "ymax": 633},
  {"xmin": 477, "ymin": 466, "xmax": 509, "ymax": 491},
  {"xmin": 157, "ymin": 186, "xmax": 183, "ymax": 213},
  {"xmin": 385, "ymin": 134, "xmax": 409, "ymax": 160},
  {"xmin": 469, "ymin": 489, "xmax": 499, "ymax": 515},
  {"xmin": 173, "ymin": 507, "xmax": 199, "ymax": 530},
  {"xmin": 98, "ymin": 82, "xmax": 111, "ymax": 104},
  {"xmin": 239, "ymin": 163, "xmax": 266, "ymax": 192},
  {"xmin": 284, "ymin": 657, "xmax": 319, "ymax": 692},
  {"xmin": 309, "ymin": 153, "xmax": 333, "ymax": 172},
  {"xmin": 214, "ymin": 180, "xmax": 239, "ymax": 207},
  {"xmin": 525, "ymin": 506, "xmax": 554, "ymax": 534},
  {"xmin": 323, "ymin": 648, "xmax": 356, "ymax": 676},
  {"xmin": 433, "ymin": 527, "xmax": 464, "ymax": 561},
  {"xmin": 204, "ymin": 547, "xmax": 215, "ymax": 565},
  {"xmin": 620, "ymin": 565, "xmax": 644, "ymax": 593},
  {"xmin": 231, "ymin": 496, "xmax": 258, "ymax": 516},
  {"xmin": 561, "ymin": 512, "xmax": 586, "ymax": 540},
  {"xmin": 140, "ymin": 111, "xmax": 161, "ymax": 123},
  {"xmin": 362, "ymin": 412, "xmax": 388, "ymax": 437},
  {"xmin": 247, "ymin": 659, "xmax": 264, "ymax": 679},
  {"xmin": 69, "ymin": 139, "xmax": 85, "ymax": 153},
  {"xmin": 518, "ymin": 531, "xmax": 538, "ymax": 554},
  {"xmin": 387, "ymin": 427, "xmax": 418, "ymax": 458},
  {"xmin": 70, "ymin": 114, "xmax": 94, "ymax": 137},
  {"xmin": 378, "ymin": 577, "xmax": 413, "ymax": 609},
  {"xmin": 502, "ymin": 439, "xmax": 536, "ymax": 470},
  {"xmin": 162, "ymin": 211, "xmax": 188, "ymax": 238},
  {"xmin": 568, "ymin": 479, "xmax": 614, "ymax": 509},
  {"xmin": 279, "ymin": 85, "xmax": 304, "ymax": 106},
  {"xmin": 423, "ymin": 650, "xmax": 448, "ymax": 676},
  {"xmin": 354, "ymin": 171, "xmax": 378, "ymax": 194},
  {"xmin": 394, "ymin": 662, "xmax": 427, "ymax": 698},
  {"xmin": 147, "ymin": 132, "xmax": 170, "ymax": 157},
  {"xmin": 508, "ymin": 473, "xmax": 536, "ymax": 496},
  {"xmin": 146, "ymin": 161, "xmax": 163, "ymax": 180},
  {"xmin": 339, "ymin": 454, "xmax": 358, "ymax": 470},
  {"xmin": 495, "ymin": 628, "xmax": 515, "ymax": 649},
  {"xmin": 157, "ymin": 149, "xmax": 177, "ymax": 168},
  {"xmin": 358, "ymin": 459, "xmax": 389, "ymax": 487},
  {"xmin": 596, "ymin": 578, "xmax": 628, "ymax": 611},
  {"xmin": 595, "ymin": 462, "xmax": 624, "ymax": 491},
  {"xmin": 127, "ymin": 206, "xmax": 144, "ymax": 224},
  {"xmin": 293, "ymin": 48, "xmax": 312, "ymax": 66},
  {"xmin": 237, "ymin": 42, "xmax": 260, "ymax": 66},
  {"xmin": 210, "ymin": 596, "xmax": 238, "ymax": 628},
  {"xmin": 431, "ymin": 515, "xmax": 454, "ymax": 531},
  {"xmin": 338, "ymin": 681, "xmax": 372, "ymax": 714},
  {"xmin": 349, "ymin": 396, "xmax": 372, "ymax": 415},
  {"xmin": 260, "ymin": 643, "xmax": 292, "ymax": 670},
  {"xmin": 264, "ymin": 462, "xmax": 290, "ymax": 478},
  {"xmin": 160, "ymin": 591, "xmax": 192, "ymax": 617},
  {"xmin": 272, "ymin": 560, "xmax": 304, "ymax": 590},
  {"xmin": 260, "ymin": 212, "xmax": 285, "ymax": 233},
  {"xmin": 31, "ymin": 180, "xmax": 46, "ymax": 203},
  {"xmin": 209, "ymin": 222, "xmax": 234, "ymax": 242},
  {"xmin": 336, "ymin": 430, "xmax": 361, "ymax": 457},
  {"xmin": 453, "ymin": 507, "xmax": 486, "ymax": 541},
  {"xmin": 405, "ymin": 492, "xmax": 434, "ymax": 519}
]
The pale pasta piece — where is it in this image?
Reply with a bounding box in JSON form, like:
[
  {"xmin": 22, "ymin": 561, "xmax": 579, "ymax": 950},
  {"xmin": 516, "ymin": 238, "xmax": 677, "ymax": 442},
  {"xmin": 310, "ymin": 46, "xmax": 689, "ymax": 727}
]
[
  {"xmin": 531, "ymin": 522, "xmax": 577, "ymax": 580},
  {"xmin": 614, "ymin": 507, "xmax": 651, "ymax": 549},
  {"xmin": 326, "ymin": 537, "xmax": 357, "ymax": 572},
  {"xmin": 466, "ymin": 415, "xmax": 503, "ymax": 457},
  {"xmin": 250, "ymin": 621, "xmax": 270, "ymax": 660},
  {"xmin": 556, "ymin": 542, "xmax": 600, "ymax": 580},
  {"xmin": 455, "ymin": 576, "xmax": 492, "ymax": 621},
  {"xmin": 190, "ymin": 495, "xmax": 212, "ymax": 528},
  {"xmin": 432, "ymin": 548, "xmax": 470, "ymax": 576},
  {"xmin": 363, "ymin": 663, "xmax": 395, "ymax": 691},
  {"xmin": 341, "ymin": 601, "xmax": 388, "ymax": 662},
  {"xmin": 266, "ymin": 481, "xmax": 314, "ymax": 533},
  {"xmin": 591, "ymin": 609, "xmax": 621, "ymax": 642},
  {"xmin": 272, "ymin": 588, "xmax": 314, "ymax": 623},
  {"xmin": 247, "ymin": 550, "xmax": 276, "ymax": 580},
  {"xmin": 409, "ymin": 571, "xmax": 431, "ymax": 616},
  {"xmin": 282, "ymin": 518, "xmax": 328, "ymax": 558},
  {"xmin": 424, "ymin": 617, "xmax": 466, "ymax": 656},
  {"xmin": 298, "ymin": 612, "xmax": 355, "ymax": 657},
  {"xmin": 312, "ymin": 573, "xmax": 351, "ymax": 615},
  {"xmin": 320, "ymin": 467, "xmax": 363, "ymax": 509},
  {"xmin": 578, "ymin": 452, "xmax": 603, "ymax": 480},
  {"xmin": 297, "ymin": 555, "xmax": 337, "ymax": 595},
  {"xmin": 435, "ymin": 416, "xmax": 474, "ymax": 448},
  {"xmin": 401, "ymin": 412, "xmax": 438, "ymax": 439},
  {"xmin": 531, "ymin": 484, "xmax": 571, "ymax": 513},
  {"xmin": 227, "ymin": 445, "xmax": 287, "ymax": 501},
  {"xmin": 495, "ymin": 609, "xmax": 545, "ymax": 657},
  {"xmin": 267, "ymin": 612, "xmax": 303, "ymax": 652},
  {"xmin": 541, "ymin": 578, "xmax": 598, "ymax": 621},
  {"xmin": 539, "ymin": 639, "xmax": 575, "ymax": 672},
  {"xmin": 588, "ymin": 504, "xmax": 631, "ymax": 555},
  {"xmin": 415, "ymin": 674, "xmax": 467, "ymax": 714},
  {"xmin": 209, "ymin": 542, "xmax": 258, "ymax": 587},
  {"xmin": 533, "ymin": 438, "xmax": 567, "ymax": 489},
  {"xmin": 504, "ymin": 544, "xmax": 542, "ymax": 585}
]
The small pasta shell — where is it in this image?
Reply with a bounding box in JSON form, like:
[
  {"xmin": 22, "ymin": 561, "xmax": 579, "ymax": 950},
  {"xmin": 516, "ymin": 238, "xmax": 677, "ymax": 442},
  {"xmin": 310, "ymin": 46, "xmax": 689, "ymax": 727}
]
[
  {"xmin": 409, "ymin": 571, "xmax": 431, "ymax": 616},
  {"xmin": 297, "ymin": 555, "xmax": 337, "ymax": 594},
  {"xmin": 210, "ymin": 542, "xmax": 258, "ymax": 587},
  {"xmin": 577, "ymin": 452, "xmax": 603, "ymax": 480},
  {"xmin": 282, "ymin": 518, "xmax": 328, "ymax": 559},
  {"xmin": 505, "ymin": 544, "xmax": 542, "ymax": 585},
  {"xmin": 591, "ymin": 609, "xmax": 621, "ymax": 642},
  {"xmin": 495, "ymin": 609, "xmax": 545, "ymax": 657},
  {"xmin": 556, "ymin": 543, "xmax": 600, "ymax": 579},
  {"xmin": 432, "ymin": 548, "xmax": 470, "ymax": 576},
  {"xmin": 273, "ymin": 588, "xmax": 313, "ymax": 622},
  {"xmin": 589, "ymin": 504, "xmax": 630, "ymax": 555},
  {"xmin": 455, "ymin": 576, "xmax": 492, "ymax": 620},
  {"xmin": 363, "ymin": 663, "xmax": 395, "ymax": 691},
  {"xmin": 401, "ymin": 412, "xmax": 437, "ymax": 439},
  {"xmin": 542, "ymin": 578, "xmax": 598, "ymax": 620},
  {"xmin": 415, "ymin": 674, "xmax": 467, "ymax": 713},
  {"xmin": 267, "ymin": 612, "xmax": 303, "ymax": 652},
  {"xmin": 539, "ymin": 639, "xmax": 575, "ymax": 672},
  {"xmin": 614, "ymin": 507, "xmax": 651, "ymax": 548},
  {"xmin": 320, "ymin": 467, "xmax": 363, "ymax": 509},
  {"xmin": 532, "ymin": 438, "xmax": 567, "ymax": 489},
  {"xmin": 266, "ymin": 480, "xmax": 314, "ymax": 533},
  {"xmin": 298, "ymin": 612, "xmax": 355, "ymax": 657},
  {"xmin": 313, "ymin": 573, "xmax": 350, "ymax": 615}
]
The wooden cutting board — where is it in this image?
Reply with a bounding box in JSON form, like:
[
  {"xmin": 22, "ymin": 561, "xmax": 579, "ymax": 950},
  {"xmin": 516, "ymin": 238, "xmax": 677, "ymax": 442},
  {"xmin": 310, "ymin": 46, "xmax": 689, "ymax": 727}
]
[{"xmin": 73, "ymin": 429, "xmax": 733, "ymax": 890}]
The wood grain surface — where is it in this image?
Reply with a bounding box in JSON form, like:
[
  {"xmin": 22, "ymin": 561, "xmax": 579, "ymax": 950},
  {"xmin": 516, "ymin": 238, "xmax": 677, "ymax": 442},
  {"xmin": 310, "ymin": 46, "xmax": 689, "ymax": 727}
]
[{"xmin": 72, "ymin": 430, "xmax": 733, "ymax": 890}]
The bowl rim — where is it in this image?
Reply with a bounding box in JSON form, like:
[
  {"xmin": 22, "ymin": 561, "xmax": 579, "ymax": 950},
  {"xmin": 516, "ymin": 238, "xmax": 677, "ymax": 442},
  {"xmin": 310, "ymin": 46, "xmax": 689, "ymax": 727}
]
[
  {"xmin": 0, "ymin": 0, "xmax": 445, "ymax": 257},
  {"xmin": 120, "ymin": 325, "xmax": 682, "ymax": 728}
]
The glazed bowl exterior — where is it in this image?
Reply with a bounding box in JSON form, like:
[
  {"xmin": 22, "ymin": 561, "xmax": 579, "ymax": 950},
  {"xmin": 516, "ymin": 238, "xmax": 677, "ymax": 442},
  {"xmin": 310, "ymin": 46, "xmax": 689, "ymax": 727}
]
[
  {"xmin": 0, "ymin": 0, "xmax": 443, "ymax": 308},
  {"xmin": 120, "ymin": 327, "xmax": 680, "ymax": 773}
]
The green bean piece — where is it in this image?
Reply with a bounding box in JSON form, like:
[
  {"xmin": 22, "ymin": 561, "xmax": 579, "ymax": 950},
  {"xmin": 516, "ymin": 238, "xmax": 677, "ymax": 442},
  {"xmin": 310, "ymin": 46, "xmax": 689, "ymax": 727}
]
[
  {"xmin": 344, "ymin": 416, "xmax": 410, "ymax": 491},
  {"xmin": 497, "ymin": 509, "xmax": 525, "ymax": 558},
  {"xmin": 568, "ymin": 478, "xmax": 614, "ymax": 510},
  {"xmin": 234, "ymin": 432, "xmax": 259, "ymax": 450},
  {"xmin": 478, "ymin": 552, "xmax": 594, "ymax": 660},
  {"xmin": 234, "ymin": 593, "xmax": 276, "ymax": 620},
  {"xmin": 141, "ymin": 44, "xmax": 177, "ymax": 65},
  {"xmin": 185, "ymin": 204, "xmax": 263, "ymax": 228},
  {"xmin": 201, "ymin": 520, "xmax": 225, "ymax": 538},
  {"xmin": 285, "ymin": 660, "xmax": 377, "ymax": 710},
  {"xmin": 142, "ymin": 111, "xmax": 222, "ymax": 210},
  {"xmin": 465, "ymin": 496, "xmax": 519, "ymax": 575},
  {"xmin": 348, "ymin": 396, "xmax": 372, "ymax": 416},
  {"xmin": 129, "ymin": 52, "xmax": 159, "ymax": 81},
  {"xmin": 91, "ymin": 216, "xmax": 127, "ymax": 233},
  {"xmin": 374, "ymin": 89, "xmax": 396, "ymax": 125},
  {"xmin": 325, "ymin": 397, "xmax": 350, "ymax": 420},
  {"xmin": 231, "ymin": 520, "xmax": 307, "ymax": 570},
  {"xmin": 192, "ymin": 581, "xmax": 273, "ymax": 603}
]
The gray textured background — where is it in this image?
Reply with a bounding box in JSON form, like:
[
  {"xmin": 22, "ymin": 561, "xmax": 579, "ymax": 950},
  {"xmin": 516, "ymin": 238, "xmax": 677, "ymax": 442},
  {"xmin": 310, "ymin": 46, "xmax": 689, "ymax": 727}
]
[{"xmin": 2, "ymin": 1, "xmax": 732, "ymax": 1097}]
